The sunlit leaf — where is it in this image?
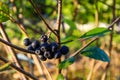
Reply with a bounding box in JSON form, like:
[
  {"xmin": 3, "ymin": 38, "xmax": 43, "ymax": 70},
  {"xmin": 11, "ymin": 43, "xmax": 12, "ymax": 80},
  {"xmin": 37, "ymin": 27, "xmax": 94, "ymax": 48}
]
[
  {"xmin": 80, "ymin": 28, "xmax": 111, "ymax": 39},
  {"xmin": 57, "ymin": 74, "xmax": 64, "ymax": 80},
  {"xmin": 57, "ymin": 57, "xmax": 75, "ymax": 69},
  {"xmin": 81, "ymin": 47, "xmax": 110, "ymax": 62},
  {"xmin": 0, "ymin": 2, "xmax": 10, "ymax": 22},
  {"xmin": 0, "ymin": 62, "xmax": 12, "ymax": 72}
]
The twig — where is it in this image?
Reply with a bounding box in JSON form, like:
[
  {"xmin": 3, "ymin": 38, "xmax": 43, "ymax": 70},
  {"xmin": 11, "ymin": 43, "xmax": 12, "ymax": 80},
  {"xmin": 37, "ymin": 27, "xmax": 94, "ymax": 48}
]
[
  {"xmin": 28, "ymin": 0, "xmax": 57, "ymax": 36},
  {"xmin": 69, "ymin": 14, "xmax": 120, "ymax": 58},
  {"xmin": 9, "ymin": 2, "xmax": 52, "ymax": 79},
  {"xmin": 69, "ymin": 37, "xmax": 99, "ymax": 58},
  {"xmin": 40, "ymin": 61, "xmax": 53, "ymax": 80},
  {"xmin": 0, "ymin": 56, "xmax": 38, "ymax": 80},
  {"xmin": 56, "ymin": 0, "xmax": 62, "ymax": 74},
  {"xmin": 102, "ymin": 0, "xmax": 116, "ymax": 80},
  {"xmin": 0, "ymin": 23, "xmax": 28, "ymax": 80},
  {"xmin": 108, "ymin": 16, "xmax": 120, "ymax": 29},
  {"xmin": 0, "ymin": 38, "xmax": 35, "ymax": 54},
  {"xmin": 0, "ymin": 10, "xmax": 28, "ymax": 37},
  {"xmin": 56, "ymin": 0, "xmax": 62, "ymax": 32}
]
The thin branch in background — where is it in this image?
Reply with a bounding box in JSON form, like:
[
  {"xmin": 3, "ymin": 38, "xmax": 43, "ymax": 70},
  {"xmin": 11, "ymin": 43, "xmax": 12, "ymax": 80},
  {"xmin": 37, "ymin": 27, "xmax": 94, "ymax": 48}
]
[
  {"xmin": 28, "ymin": 0, "xmax": 57, "ymax": 36},
  {"xmin": 102, "ymin": 0, "xmax": 116, "ymax": 80},
  {"xmin": 61, "ymin": 18, "xmax": 66, "ymax": 34},
  {"xmin": 87, "ymin": 0, "xmax": 99, "ymax": 79},
  {"xmin": 25, "ymin": 24, "xmax": 44, "ymax": 34},
  {"xmin": 56, "ymin": 0, "xmax": 62, "ymax": 32},
  {"xmin": 56, "ymin": 0, "xmax": 62, "ymax": 74},
  {"xmin": 0, "ymin": 23, "xmax": 28, "ymax": 80},
  {"xmin": 69, "ymin": 37, "xmax": 99, "ymax": 58},
  {"xmin": 0, "ymin": 56, "xmax": 38, "ymax": 80},
  {"xmin": 10, "ymin": 0, "xmax": 23, "ymax": 23},
  {"xmin": 40, "ymin": 61, "xmax": 53, "ymax": 80},
  {"xmin": 73, "ymin": 0, "xmax": 79, "ymax": 21},
  {"xmin": 69, "ymin": 14, "xmax": 120, "ymax": 59},
  {"xmin": 8, "ymin": 3, "xmax": 53, "ymax": 79},
  {"xmin": 108, "ymin": 16, "xmax": 120, "ymax": 29}
]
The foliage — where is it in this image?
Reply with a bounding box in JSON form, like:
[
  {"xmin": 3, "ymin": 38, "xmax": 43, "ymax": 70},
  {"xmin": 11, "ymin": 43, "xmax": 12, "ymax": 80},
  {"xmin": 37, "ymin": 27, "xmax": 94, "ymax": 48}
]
[
  {"xmin": 0, "ymin": 2, "xmax": 10, "ymax": 22},
  {"xmin": 80, "ymin": 27, "xmax": 111, "ymax": 39},
  {"xmin": 0, "ymin": 0, "xmax": 120, "ymax": 80},
  {"xmin": 0, "ymin": 62, "xmax": 12, "ymax": 72},
  {"xmin": 81, "ymin": 47, "xmax": 110, "ymax": 62},
  {"xmin": 56, "ymin": 74, "xmax": 64, "ymax": 80},
  {"xmin": 58, "ymin": 57, "xmax": 75, "ymax": 69}
]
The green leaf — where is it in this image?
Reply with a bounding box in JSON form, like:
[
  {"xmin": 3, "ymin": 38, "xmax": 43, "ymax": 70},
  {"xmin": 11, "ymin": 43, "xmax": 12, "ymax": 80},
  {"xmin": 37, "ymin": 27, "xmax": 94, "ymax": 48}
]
[
  {"xmin": 80, "ymin": 28, "xmax": 111, "ymax": 39},
  {"xmin": 0, "ymin": 2, "xmax": 10, "ymax": 22},
  {"xmin": 0, "ymin": 14, "xmax": 9, "ymax": 22},
  {"xmin": 81, "ymin": 47, "xmax": 110, "ymax": 62},
  {"xmin": 0, "ymin": 62, "xmax": 12, "ymax": 72},
  {"xmin": 56, "ymin": 74, "xmax": 64, "ymax": 80},
  {"xmin": 0, "ymin": 2, "xmax": 9, "ymax": 13},
  {"xmin": 57, "ymin": 57, "xmax": 75, "ymax": 69}
]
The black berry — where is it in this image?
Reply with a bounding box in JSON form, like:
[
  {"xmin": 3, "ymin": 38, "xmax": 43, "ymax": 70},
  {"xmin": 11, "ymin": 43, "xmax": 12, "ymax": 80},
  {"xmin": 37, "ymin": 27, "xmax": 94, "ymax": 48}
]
[
  {"xmin": 38, "ymin": 55, "xmax": 47, "ymax": 61},
  {"xmin": 60, "ymin": 46, "xmax": 69, "ymax": 55},
  {"xmin": 27, "ymin": 45, "xmax": 35, "ymax": 51},
  {"xmin": 40, "ymin": 34, "xmax": 48, "ymax": 42},
  {"xmin": 40, "ymin": 42, "xmax": 49, "ymax": 52},
  {"xmin": 31, "ymin": 40, "xmax": 40, "ymax": 49},
  {"xmin": 35, "ymin": 47, "xmax": 44, "ymax": 55},
  {"xmin": 50, "ymin": 42, "xmax": 58, "ymax": 52},
  {"xmin": 54, "ymin": 51, "xmax": 62, "ymax": 59},
  {"xmin": 44, "ymin": 51, "xmax": 51, "ymax": 58},
  {"xmin": 23, "ymin": 38, "xmax": 31, "ymax": 46}
]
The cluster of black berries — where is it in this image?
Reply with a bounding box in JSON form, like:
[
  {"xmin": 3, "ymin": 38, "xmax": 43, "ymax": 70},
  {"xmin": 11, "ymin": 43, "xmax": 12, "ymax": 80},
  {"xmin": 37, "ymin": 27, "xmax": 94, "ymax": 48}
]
[{"xmin": 23, "ymin": 34, "xmax": 69, "ymax": 61}]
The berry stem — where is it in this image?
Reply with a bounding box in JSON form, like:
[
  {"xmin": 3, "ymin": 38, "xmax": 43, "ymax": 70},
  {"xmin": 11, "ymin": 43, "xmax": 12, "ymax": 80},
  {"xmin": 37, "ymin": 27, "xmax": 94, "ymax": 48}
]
[
  {"xmin": 69, "ymin": 37, "xmax": 99, "ymax": 58},
  {"xmin": 0, "ymin": 38, "xmax": 35, "ymax": 54},
  {"xmin": 56, "ymin": 0, "xmax": 62, "ymax": 74}
]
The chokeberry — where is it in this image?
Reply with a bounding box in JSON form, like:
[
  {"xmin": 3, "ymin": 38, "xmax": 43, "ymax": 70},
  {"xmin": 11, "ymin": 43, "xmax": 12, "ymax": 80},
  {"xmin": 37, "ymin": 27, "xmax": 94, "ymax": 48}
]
[
  {"xmin": 40, "ymin": 34, "xmax": 48, "ymax": 42},
  {"xmin": 40, "ymin": 42, "xmax": 49, "ymax": 52},
  {"xmin": 44, "ymin": 51, "xmax": 51, "ymax": 58},
  {"xmin": 50, "ymin": 42, "xmax": 58, "ymax": 52},
  {"xmin": 23, "ymin": 38, "xmax": 31, "ymax": 46},
  {"xmin": 27, "ymin": 45, "xmax": 35, "ymax": 51},
  {"xmin": 35, "ymin": 47, "xmax": 44, "ymax": 55},
  {"xmin": 31, "ymin": 40, "xmax": 40, "ymax": 49},
  {"xmin": 54, "ymin": 51, "xmax": 62, "ymax": 59},
  {"xmin": 60, "ymin": 45, "xmax": 69, "ymax": 55},
  {"xmin": 38, "ymin": 55, "xmax": 47, "ymax": 61}
]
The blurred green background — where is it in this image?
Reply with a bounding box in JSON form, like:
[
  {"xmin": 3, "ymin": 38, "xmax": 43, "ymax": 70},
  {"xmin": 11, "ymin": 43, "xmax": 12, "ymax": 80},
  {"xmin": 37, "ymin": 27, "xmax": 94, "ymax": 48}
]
[{"xmin": 0, "ymin": 0, "xmax": 120, "ymax": 80}]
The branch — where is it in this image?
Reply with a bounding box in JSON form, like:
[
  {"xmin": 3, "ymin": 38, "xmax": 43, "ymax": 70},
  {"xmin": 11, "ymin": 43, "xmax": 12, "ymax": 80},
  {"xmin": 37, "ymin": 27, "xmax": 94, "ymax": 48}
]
[
  {"xmin": 28, "ymin": 0, "xmax": 57, "ymax": 36},
  {"xmin": 0, "ymin": 56, "xmax": 38, "ymax": 80},
  {"xmin": 57, "ymin": 0, "xmax": 62, "ymax": 32},
  {"xmin": 0, "ymin": 23, "xmax": 28, "ymax": 79},
  {"xmin": 108, "ymin": 16, "xmax": 120, "ymax": 29},
  {"xmin": 56, "ymin": 0, "xmax": 62, "ymax": 74},
  {"xmin": 0, "ymin": 10, "xmax": 28, "ymax": 37},
  {"xmin": 69, "ymin": 16, "xmax": 120, "ymax": 58},
  {"xmin": 0, "ymin": 38, "xmax": 35, "ymax": 54},
  {"xmin": 69, "ymin": 37, "xmax": 98, "ymax": 58}
]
